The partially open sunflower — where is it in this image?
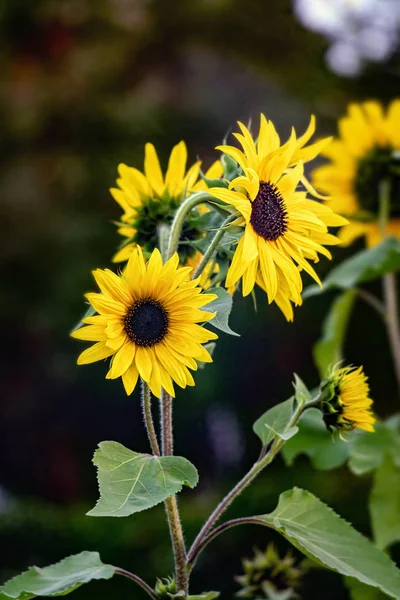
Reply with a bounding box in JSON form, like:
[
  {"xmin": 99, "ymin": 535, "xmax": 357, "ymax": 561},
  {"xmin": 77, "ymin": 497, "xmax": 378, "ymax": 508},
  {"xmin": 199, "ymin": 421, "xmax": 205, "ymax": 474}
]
[{"xmin": 72, "ymin": 247, "xmax": 218, "ymax": 398}]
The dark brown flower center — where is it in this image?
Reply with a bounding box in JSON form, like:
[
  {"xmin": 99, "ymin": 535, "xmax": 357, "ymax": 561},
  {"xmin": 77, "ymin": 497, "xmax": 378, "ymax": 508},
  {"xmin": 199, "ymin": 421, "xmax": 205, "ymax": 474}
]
[
  {"xmin": 124, "ymin": 298, "xmax": 169, "ymax": 347},
  {"xmin": 250, "ymin": 181, "xmax": 288, "ymax": 241}
]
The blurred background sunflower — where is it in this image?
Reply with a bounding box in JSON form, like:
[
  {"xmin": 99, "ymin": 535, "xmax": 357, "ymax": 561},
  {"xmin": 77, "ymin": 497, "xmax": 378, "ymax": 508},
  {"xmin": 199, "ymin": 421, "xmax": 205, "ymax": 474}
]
[{"xmin": 1, "ymin": 1, "xmax": 400, "ymax": 598}]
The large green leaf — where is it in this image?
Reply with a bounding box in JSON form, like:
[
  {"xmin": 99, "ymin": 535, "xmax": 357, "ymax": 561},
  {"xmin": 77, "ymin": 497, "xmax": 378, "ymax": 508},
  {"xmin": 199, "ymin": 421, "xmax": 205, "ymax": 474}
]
[
  {"xmin": 313, "ymin": 290, "xmax": 357, "ymax": 378},
  {"xmin": 253, "ymin": 397, "xmax": 298, "ymax": 447},
  {"xmin": 348, "ymin": 424, "xmax": 400, "ymax": 475},
  {"xmin": 88, "ymin": 441, "xmax": 198, "ymax": 517},
  {"xmin": 256, "ymin": 488, "xmax": 400, "ymax": 599},
  {"xmin": 202, "ymin": 287, "xmax": 239, "ymax": 336},
  {"xmin": 304, "ymin": 237, "xmax": 400, "ymax": 298},
  {"xmin": 370, "ymin": 457, "xmax": 400, "ymax": 550},
  {"xmin": 0, "ymin": 552, "xmax": 115, "ymax": 599},
  {"xmin": 282, "ymin": 409, "xmax": 350, "ymax": 470}
]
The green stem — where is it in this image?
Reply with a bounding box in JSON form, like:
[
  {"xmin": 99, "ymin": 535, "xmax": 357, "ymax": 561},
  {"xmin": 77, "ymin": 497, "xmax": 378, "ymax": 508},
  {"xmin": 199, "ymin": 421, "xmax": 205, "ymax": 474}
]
[
  {"xmin": 379, "ymin": 178, "xmax": 391, "ymax": 236},
  {"xmin": 191, "ymin": 214, "xmax": 235, "ymax": 280},
  {"xmin": 160, "ymin": 389, "xmax": 188, "ymax": 595},
  {"xmin": 166, "ymin": 192, "xmax": 214, "ymax": 259},
  {"xmin": 383, "ymin": 273, "xmax": 400, "ymax": 394},
  {"xmin": 186, "ymin": 398, "xmax": 306, "ymax": 569},
  {"xmin": 115, "ymin": 568, "xmax": 158, "ymax": 600},
  {"xmin": 157, "ymin": 222, "xmax": 171, "ymax": 260},
  {"xmin": 140, "ymin": 380, "xmax": 160, "ymax": 457}
]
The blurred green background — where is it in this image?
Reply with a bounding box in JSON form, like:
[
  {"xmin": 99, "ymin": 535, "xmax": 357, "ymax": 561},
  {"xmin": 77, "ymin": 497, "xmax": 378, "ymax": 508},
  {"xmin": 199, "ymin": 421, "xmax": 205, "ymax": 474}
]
[{"xmin": 1, "ymin": 0, "xmax": 399, "ymax": 598}]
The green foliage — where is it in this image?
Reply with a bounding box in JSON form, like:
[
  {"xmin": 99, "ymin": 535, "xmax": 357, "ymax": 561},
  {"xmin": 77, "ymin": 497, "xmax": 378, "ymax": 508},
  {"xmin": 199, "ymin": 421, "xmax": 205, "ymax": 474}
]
[
  {"xmin": 253, "ymin": 397, "xmax": 298, "ymax": 447},
  {"xmin": 282, "ymin": 408, "xmax": 350, "ymax": 471},
  {"xmin": 370, "ymin": 456, "xmax": 400, "ymax": 550},
  {"xmin": 169, "ymin": 592, "xmax": 220, "ymax": 599},
  {"xmin": 88, "ymin": 441, "xmax": 198, "ymax": 517},
  {"xmin": 346, "ymin": 578, "xmax": 387, "ymax": 600},
  {"xmin": 313, "ymin": 290, "xmax": 357, "ymax": 378},
  {"xmin": 203, "ymin": 287, "xmax": 239, "ymax": 336},
  {"xmin": 257, "ymin": 488, "xmax": 400, "ymax": 599},
  {"xmin": 348, "ymin": 423, "xmax": 400, "ymax": 475},
  {"xmin": 292, "ymin": 374, "xmax": 312, "ymax": 407},
  {"xmin": 305, "ymin": 237, "xmax": 400, "ymax": 297},
  {"xmin": 0, "ymin": 552, "xmax": 115, "ymax": 599}
]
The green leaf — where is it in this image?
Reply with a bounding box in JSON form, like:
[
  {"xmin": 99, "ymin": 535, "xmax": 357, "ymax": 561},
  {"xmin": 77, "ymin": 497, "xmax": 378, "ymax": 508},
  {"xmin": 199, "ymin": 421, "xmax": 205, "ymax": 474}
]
[
  {"xmin": 313, "ymin": 290, "xmax": 357, "ymax": 378},
  {"xmin": 70, "ymin": 304, "xmax": 96, "ymax": 334},
  {"xmin": 292, "ymin": 374, "xmax": 312, "ymax": 407},
  {"xmin": 253, "ymin": 397, "xmax": 298, "ymax": 446},
  {"xmin": 197, "ymin": 342, "xmax": 216, "ymax": 369},
  {"xmin": 170, "ymin": 593, "xmax": 220, "ymax": 600},
  {"xmin": 346, "ymin": 578, "xmax": 387, "ymax": 600},
  {"xmin": 88, "ymin": 441, "xmax": 198, "ymax": 517},
  {"xmin": 304, "ymin": 237, "xmax": 400, "ymax": 298},
  {"xmin": 0, "ymin": 552, "xmax": 115, "ymax": 599},
  {"xmin": 202, "ymin": 287, "xmax": 239, "ymax": 336},
  {"xmin": 257, "ymin": 488, "xmax": 400, "ymax": 599},
  {"xmin": 348, "ymin": 424, "xmax": 400, "ymax": 475},
  {"xmin": 282, "ymin": 409, "xmax": 350, "ymax": 470},
  {"xmin": 370, "ymin": 456, "xmax": 400, "ymax": 550}
]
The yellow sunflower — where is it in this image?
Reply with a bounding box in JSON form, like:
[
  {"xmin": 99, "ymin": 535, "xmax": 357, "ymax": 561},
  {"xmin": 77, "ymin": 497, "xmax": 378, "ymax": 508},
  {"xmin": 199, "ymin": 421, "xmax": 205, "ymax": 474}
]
[
  {"xmin": 208, "ymin": 115, "xmax": 347, "ymax": 312},
  {"xmin": 321, "ymin": 365, "xmax": 375, "ymax": 434},
  {"xmin": 312, "ymin": 100, "xmax": 400, "ymax": 247},
  {"xmin": 111, "ymin": 141, "xmax": 223, "ymax": 263},
  {"xmin": 71, "ymin": 247, "xmax": 218, "ymax": 398}
]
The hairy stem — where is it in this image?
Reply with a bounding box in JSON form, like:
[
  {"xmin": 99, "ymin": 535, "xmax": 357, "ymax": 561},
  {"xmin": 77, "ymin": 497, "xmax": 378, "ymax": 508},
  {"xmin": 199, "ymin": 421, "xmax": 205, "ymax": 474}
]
[
  {"xmin": 167, "ymin": 192, "xmax": 214, "ymax": 259},
  {"xmin": 160, "ymin": 389, "xmax": 188, "ymax": 595},
  {"xmin": 115, "ymin": 567, "xmax": 158, "ymax": 600},
  {"xmin": 383, "ymin": 273, "xmax": 400, "ymax": 394},
  {"xmin": 141, "ymin": 379, "xmax": 160, "ymax": 457}
]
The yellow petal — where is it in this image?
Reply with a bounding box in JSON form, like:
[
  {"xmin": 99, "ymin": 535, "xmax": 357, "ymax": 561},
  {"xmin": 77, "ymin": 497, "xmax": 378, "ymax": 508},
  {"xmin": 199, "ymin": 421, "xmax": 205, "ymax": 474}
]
[{"xmin": 77, "ymin": 342, "xmax": 115, "ymax": 365}]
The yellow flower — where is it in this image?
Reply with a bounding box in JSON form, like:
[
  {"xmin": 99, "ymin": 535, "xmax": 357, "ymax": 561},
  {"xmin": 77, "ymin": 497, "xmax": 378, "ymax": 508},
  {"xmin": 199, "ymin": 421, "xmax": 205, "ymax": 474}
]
[
  {"xmin": 321, "ymin": 365, "xmax": 375, "ymax": 434},
  {"xmin": 312, "ymin": 100, "xmax": 400, "ymax": 247},
  {"xmin": 208, "ymin": 115, "xmax": 347, "ymax": 316},
  {"xmin": 186, "ymin": 251, "xmax": 219, "ymax": 290},
  {"xmin": 111, "ymin": 142, "xmax": 223, "ymax": 263},
  {"xmin": 71, "ymin": 247, "xmax": 218, "ymax": 398}
]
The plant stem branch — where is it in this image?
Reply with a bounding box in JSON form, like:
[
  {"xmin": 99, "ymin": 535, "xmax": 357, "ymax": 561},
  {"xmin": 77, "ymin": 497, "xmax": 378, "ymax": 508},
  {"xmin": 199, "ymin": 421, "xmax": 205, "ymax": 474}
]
[
  {"xmin": 383, "ymin": 273, "xmax": 400, "ymax": 394},
  {"xmin": 167, "ymin": 192, "xmax": 214, "ymax": 259},
  {"xmin": 356, "ymin": 288, "xmax": 386, "ymax": 319},
  {"xmin": 141, "ymin": 380, "xmax": 160, "ymax": 457},
  {"xmin": 115, "ymin": 567, "xmax": 158, "ymax": 600},
  {"xmin": 160, "ymin": 389, "xmax": 188, "ymax": 595},
  {"xmin": 187, "ymin": 518, "xmax": 261, "ymax": 569},
  {"xmin": 187, "ymin": 399, "xmax": 306, "ymax": 569},
  {"xmin": 191, "ymin": 215, "xmax": 235, "ymax": 280}
]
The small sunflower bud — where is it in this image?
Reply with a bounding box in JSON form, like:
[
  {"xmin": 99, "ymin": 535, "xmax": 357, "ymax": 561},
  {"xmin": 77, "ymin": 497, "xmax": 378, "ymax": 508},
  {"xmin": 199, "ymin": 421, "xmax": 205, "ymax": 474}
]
[
  {"xmin": 235, "ymin": 544, "xmax": 305, "ymax": 599},
  {"xmin": 319, "ymin": 364, "xmax": 375, "ymax": 436},
  {"xmin": 155, "ymin": 575, "xmax": 177, "ymax": 598}
]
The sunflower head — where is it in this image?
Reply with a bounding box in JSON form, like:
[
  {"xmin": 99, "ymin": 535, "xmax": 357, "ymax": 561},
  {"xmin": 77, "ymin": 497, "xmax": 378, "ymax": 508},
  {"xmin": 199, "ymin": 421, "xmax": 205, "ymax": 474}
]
[
  {"xmin": 111, "ymin": 142, "xmax": 223, "ymax": 263},
  {"xmin": 319, "ymin": 364, "xmax": 375, "ymax": 435},
  {"xmin": 235, "ymin": 544, "xmax": 304, "ymax": 599},
  {"xmin": 208, "ymin": 114, "xmax": 346, "ymax": 320},
  {"xmin": 71, "ymin": 247, "xmax": 218, "ymax": 398},
  {"xmin": 312, "ymin": 100, "xmax": 400, "ymax": 248}
]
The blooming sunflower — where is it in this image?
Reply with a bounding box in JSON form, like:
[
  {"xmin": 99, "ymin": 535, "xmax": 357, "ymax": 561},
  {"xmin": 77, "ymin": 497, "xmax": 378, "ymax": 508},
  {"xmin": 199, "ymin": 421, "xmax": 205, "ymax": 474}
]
[
  {"xmin": 208, "ymin": 115, "xmax": 347, "ymax": 311},
  {"xmin": 71, "ymin": 247, "xmax": 218, "ymax": 398},
  {"xmin": 321, "ymin": 365, "xmax": 375, "ymax": 434},
  {"xmin": 111, "ymin": 141, "xmax": 223, "ymax": 263},
  {"xmin": 312, "ymin": 100, "xmax": 400, "ymax": 247}
]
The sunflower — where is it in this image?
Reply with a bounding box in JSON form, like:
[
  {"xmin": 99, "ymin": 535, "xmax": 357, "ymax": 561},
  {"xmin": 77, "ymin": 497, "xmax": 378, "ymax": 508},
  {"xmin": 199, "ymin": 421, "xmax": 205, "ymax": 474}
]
[
  {"xmin": 111, "ymin": 141, "xmax": 223, "ymax": 263},
  {"xmin": 320, "ymin": 365, "xmax": 375, "ymax": 434},
  {"xmin": 208, "ymin": 115, "xmax": 347, "ymax": 312},
  {"xmin": 312, "ymin": 100, "xmax": 400, "ymax": 247},
  {"xmin": 71, "ymin": 247, "xmax": 218, "ymax": 398}
]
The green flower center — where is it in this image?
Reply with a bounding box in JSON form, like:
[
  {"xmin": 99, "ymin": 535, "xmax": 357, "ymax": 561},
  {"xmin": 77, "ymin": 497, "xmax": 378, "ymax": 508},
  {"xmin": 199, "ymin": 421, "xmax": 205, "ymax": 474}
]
[
  {"xmin": 124, "ymin": 298, "xmax": 169, "ymax": 347},
  {"xmin": 355, "ymin": 146, "xmax": 400, "ymax": 217},
  {"xmin": 250, "ymin": 182, "xmax": 288, "ymax": 241},
  {"xmin": 121, "ymin": 194, "xmax": 205, "ymax": 262}
]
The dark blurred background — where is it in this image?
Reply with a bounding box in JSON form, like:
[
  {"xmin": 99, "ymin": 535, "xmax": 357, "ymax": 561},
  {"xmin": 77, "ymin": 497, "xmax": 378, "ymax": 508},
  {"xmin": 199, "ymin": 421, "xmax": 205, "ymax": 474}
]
[{"xmin": 1, "ymin": 1, "xmax": 400, "ymax": 598}]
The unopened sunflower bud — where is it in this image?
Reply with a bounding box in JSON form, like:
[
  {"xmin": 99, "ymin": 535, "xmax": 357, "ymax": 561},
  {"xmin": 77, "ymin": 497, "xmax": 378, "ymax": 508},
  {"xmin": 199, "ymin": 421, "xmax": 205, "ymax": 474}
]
[
  {"xmin": 155, "ymin": 575, "xmax": 177, "ymax": 598},
  {"xmin": 235, "ymin": 544, "xmax": 304, "ymax": 599},
  {"xmin": 320, "ymin": 364, "xmax": 375, "ymax": 436}
]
